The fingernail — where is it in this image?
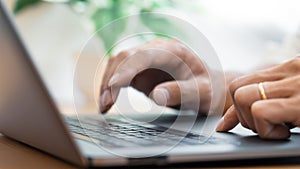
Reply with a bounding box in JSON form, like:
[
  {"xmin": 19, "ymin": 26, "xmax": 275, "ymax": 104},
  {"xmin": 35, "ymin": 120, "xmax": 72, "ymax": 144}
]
[
  {"xmin": 100, "ymin": 90, "xmax": 111, "ymax": 110},
  {"xmin": 108, "ymin": 73, "xmax": 119, "ymax": 87},
  {"xmin": 153, "ymin": 88, "xmax": 170, "ymax": 106},
  {"xmin": 216, "ymin": 117, "xmax": 224, "ymax": 132}
]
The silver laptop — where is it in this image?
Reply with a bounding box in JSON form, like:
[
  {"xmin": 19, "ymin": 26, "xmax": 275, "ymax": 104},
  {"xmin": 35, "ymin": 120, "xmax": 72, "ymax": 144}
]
[{"xmin": 0, "ymin": 2, "xmax": 300, "ymax": 167}]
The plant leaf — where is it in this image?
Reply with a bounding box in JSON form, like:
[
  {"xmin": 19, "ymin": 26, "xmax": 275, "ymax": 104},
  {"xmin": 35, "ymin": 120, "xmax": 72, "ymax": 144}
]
[
  {"xmin": 14, "ymin": 0, "xmax": 41, "ymax": 14},
  {"xmin": 139, "ymin": 10, "xmax": 185, "ymax": 40},
  {"xmin": 91, "ymin": 1, "xmax": 127, "ymax": 55}
]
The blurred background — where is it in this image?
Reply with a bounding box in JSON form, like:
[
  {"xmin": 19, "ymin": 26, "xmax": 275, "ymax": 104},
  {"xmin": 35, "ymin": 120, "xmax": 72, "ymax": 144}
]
[{"xmin": 3, "ymin": 0, "xmax": 300, "ymax": 113}]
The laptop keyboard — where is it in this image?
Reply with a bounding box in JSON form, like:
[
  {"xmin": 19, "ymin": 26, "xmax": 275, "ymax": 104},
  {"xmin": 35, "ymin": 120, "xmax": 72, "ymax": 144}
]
[{"xmin": 66, "ymin": 116, "xmax": 223, "ymax": 148}]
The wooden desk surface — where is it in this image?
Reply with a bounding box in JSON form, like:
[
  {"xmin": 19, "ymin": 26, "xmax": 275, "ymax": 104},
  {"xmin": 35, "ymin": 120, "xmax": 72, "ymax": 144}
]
[
  {"xmin": 1, "ymin": 133, "xmax": 300, "ymax": 169},
  {"xmin": 0, "ymin": 134, "xmax": 76, "ymax": 169}
]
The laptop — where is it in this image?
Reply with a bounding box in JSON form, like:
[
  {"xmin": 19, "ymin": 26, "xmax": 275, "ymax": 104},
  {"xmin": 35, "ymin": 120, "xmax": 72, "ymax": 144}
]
[{"xmin": 0, "ymin": 1, "xmax": 300, "ymax": 167}]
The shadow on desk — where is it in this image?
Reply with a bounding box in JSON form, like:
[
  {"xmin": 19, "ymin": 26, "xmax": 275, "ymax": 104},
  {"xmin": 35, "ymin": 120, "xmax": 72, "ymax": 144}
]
[{"xmin": 1, "ymin": 134, "xmax": 300, "ymax": 169}]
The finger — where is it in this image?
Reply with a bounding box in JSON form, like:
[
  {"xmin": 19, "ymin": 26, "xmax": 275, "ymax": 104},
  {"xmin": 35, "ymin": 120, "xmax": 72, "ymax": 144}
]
[
  {"xmin": 232, "ymin": 75, "xmax": 300, "ymax": 135},
  {"xmin": 101, "ymin": 40, "xmax": 186, "ymax": 112},
  {"xmin": 108, "ymin": 51, "xmax": 154, "ymax": 88},
  {"xmin": 251, "ymin": 99, "xmax": 295, "ymax": 139},
  {"xmin": 228, "ymin": 73, "xmax": 272, "ymax": 130},
  {"xmin": 151, "ymin": 81, "xmax": 181, "ymax": 107},
  {"xmin": 262, "ymin": 78, "xmax": 296, "ymax": 99},
  {"xmin": 233, "ymin": 84, "xmax": 262, "ymax": 131},
  {"xmin": 234, "ymin": 77, "xmax": 298, "ymax": 129},
  {"xmin": 99, "ymin": 51, "xmax": 131, "ymax": 113},
  {"xmin": 229, "ymin": 68, "xmax": 285, "ymax": 96},
  {"xmin": 129, "ymin": 68, "xmax": 174, "ymax": 96},
  {"xmin": 103, "ymin": 50, "xmax": 157, "ymax": 113},
  {"xmin": 100, "ymin": 53, "xmax": 126, "ymax": 92},
  {"xmin": 150, "ymin": 78, "xmax": 205, "ymax": 110},
  {"xmin": 99, "ymin": 56, "xmax": 116, "ymax": 113},
  {"xmin": 229, "ymin": 69, "xmax": 286, "ymax": 131},
  {"xmin": 232, "ymin": 78, "xmax": 296, "ymax": 132},
  {"xmin": 229, "ymin": 57, "xmax": 300, "ymax": 97},
  {"xmin": 108, "ymin": 42, "xmax": 206, "ymax": 88},
  {"xmin": 216, "ymin": 105, "xmax": 239, "ymax": 132},
  {"xmin": 257, "ymin": 124, "xmax": 290, "ymax": 140},
  {"xmin": 167, "ymin": 39, "xmax": 206, "ymax": 74}
]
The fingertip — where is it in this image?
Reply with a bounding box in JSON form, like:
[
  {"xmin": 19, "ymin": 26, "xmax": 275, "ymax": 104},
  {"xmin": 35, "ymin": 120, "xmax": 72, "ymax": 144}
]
[
  {"xmin": 99, "ymin": 90, "xmax": 113, "ymax": 113},
  {"xmin": 99, "ymin": 108, "xmax": 108, "ymax": 114},
  {"xmin": 108, "ymin": 73, "xmax": 120, "ymax": 87},
  {"xmin": 99, "ymin": 101, "xmax": 114, "ymax": 114},
  {"xmin": 216, "ymin": 117, "xmax": 225, "ymax": 132},
  {"xmin": 153, "ymin": 81, "xmax": 182, "ymax": 107},
  {"xmin": 217, "ymin": 106, "xmax": 239, "ymax": 132},
  {"xmin": 100, "ymin": 105, "xmax": 113, "ymax": 114},
  {"xmin": 152, "ymin": 88, "xmax": 170, "ymax": 106}
]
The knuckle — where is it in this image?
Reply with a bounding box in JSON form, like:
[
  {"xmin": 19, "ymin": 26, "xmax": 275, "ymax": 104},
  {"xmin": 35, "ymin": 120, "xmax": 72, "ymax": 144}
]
[
  {"xmin": 119, "ymin": 66, "xmax": 138, "ymax": 77},
  {"xmin": 118, "ymin": 66, "xmax": 129, "ymax": 73},
  {"xmin": 168, "ymin": 39, "xmax": 185, "ymax": 51},
  {"xmin": 233, "ymin": 87, "xmax": 249, "ymax": 107},
  {"xmin": 169, "ymin": 38, "xmax": 180, "ymax": 44},
  {"xmin": 295, "ymin": 76, "xmax": 300, "ymax": 86},
  {"xmin": 286, "ymin": 57, "xmax": 300, "ymax": 72},
  {"xmin": 108, "ymin": 57, "xmax": 115, "ymax": 64},
  {"xmin": 229, "ymin": 79, "xmax": 240, "ymax": 96},
  {"xmin": 175, "ymin": 43, "xmax": 190, "ymax": 58},
  {"xmin": 149, "ymin": 38, "xmax": 166, "ymax": 45},
  {"xmin": 251, "ymin": 102, "xmax": 266, "ymax": 120},
  {"xmin": 117, "ymin": 50, "xmax": 131, "ymax": 58},
  {"xmin": 153, "ymin": 38, "xmax": 165, "ymax": 43}
]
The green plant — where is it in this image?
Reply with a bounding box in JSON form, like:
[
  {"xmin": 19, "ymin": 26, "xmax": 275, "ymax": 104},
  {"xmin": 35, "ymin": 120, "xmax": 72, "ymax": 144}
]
[
  {"xmin": 14, "ymin": 0, "xmax": 40, "ymax": 14},
  {"xmin": 14, "ymin": 0, "xmax": 183, "ymax": 55}
]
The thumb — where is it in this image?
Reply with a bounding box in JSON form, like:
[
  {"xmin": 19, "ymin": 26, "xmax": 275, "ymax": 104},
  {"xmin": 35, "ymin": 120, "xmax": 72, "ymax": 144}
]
[{"xmin": 151, "ymin": 81, "xmax": 181, "ymax": 107}]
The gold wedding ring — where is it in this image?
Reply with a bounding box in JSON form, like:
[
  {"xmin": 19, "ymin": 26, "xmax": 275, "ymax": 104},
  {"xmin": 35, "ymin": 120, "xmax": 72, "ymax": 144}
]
[{"xmin": 258, "ymin": 82, "xmax": 267, "ymax": 100}]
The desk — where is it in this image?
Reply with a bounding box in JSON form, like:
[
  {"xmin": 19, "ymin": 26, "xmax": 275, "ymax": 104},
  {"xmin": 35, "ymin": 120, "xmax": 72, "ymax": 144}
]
[
  {"xmin": 1, "ymin": 133, "xmax": 300, "ymax": 169},
  {"xmin": 0, "ymin": 134, "xmax": 76, "ymax": 169}
]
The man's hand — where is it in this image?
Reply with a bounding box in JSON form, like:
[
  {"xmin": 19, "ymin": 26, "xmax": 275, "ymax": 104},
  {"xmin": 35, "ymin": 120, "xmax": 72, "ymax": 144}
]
[{"xmin": 99, "ymin": 39, "xmax": 211, "ymax": 114}]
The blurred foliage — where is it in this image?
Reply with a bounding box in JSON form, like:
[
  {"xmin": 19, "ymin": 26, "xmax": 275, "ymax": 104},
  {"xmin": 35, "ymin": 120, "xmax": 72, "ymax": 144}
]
[
  {"xmin": 91, "ymin": 0, "xmax": 128, "ymax": 54},
  {"xmin": 14, "ymin": 0, "xmax": 41, "ymax": 14},
  {"xmin": 14, "ymin": 0, "xmax": 184, "ymax": 55},
  {"xmin": 140, "ymin": 8, "xmax": 185, "ymax": 40}
]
